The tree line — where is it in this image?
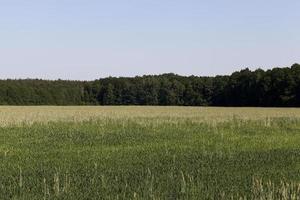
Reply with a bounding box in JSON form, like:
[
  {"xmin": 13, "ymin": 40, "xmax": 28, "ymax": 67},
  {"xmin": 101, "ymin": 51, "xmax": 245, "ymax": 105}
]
[{"xmin": 0, "ymin": 63, "xmax": 299, "ymax": 106}]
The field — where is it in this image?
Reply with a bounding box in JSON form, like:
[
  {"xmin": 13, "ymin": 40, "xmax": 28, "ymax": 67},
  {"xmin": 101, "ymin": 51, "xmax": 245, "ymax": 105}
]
[{"xmin": 1, "ymin": 106, "xmax": 300, "ymax": 199}]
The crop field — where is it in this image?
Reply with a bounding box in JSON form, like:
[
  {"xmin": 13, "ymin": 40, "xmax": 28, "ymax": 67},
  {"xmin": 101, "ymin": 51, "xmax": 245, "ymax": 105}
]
[{"xmin": 1, "ymin": 106, "xmax": 300, "ymax": 199}]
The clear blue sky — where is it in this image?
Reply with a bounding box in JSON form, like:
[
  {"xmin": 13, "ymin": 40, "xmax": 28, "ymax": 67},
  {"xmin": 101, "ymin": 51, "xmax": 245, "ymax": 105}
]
[{"xmin": 0, "ymin": 0, "xmax": 299, "ymax": 80}]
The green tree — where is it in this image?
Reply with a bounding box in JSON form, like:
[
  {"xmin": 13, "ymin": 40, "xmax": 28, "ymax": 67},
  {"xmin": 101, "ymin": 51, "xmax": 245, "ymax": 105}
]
[{"xmin": 102, "ymin": 84, "xmax": 115, "ymax": 105}]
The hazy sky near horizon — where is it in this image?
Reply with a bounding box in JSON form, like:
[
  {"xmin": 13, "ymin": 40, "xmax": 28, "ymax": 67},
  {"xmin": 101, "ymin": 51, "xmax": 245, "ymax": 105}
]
[{"xmin": 0, "ymin": 0, "xmax": 299, "ymax": 80}]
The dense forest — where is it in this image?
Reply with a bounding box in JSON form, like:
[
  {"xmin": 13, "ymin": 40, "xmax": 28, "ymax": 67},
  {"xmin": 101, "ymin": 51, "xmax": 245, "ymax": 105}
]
[{"xmin": 0, "ymin": 63, "xmax": 300, "ymax": 106}]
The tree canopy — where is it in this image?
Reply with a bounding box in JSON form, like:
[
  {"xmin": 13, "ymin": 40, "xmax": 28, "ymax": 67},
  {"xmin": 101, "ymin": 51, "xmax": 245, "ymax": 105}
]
[{"xmin": 0, "ymin": 64, "xmax": 300, "ymax": 106}]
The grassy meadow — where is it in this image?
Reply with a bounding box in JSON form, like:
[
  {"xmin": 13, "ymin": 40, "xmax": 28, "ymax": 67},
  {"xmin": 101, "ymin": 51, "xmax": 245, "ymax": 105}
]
[{"xmin": 1, "ymin": 106, "xmax": 300, "ymax": 199}]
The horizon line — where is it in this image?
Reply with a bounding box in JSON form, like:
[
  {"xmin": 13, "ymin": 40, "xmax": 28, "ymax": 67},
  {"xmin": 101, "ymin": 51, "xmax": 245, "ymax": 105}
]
[{"xmin": 0, "ymin": 64, "xmax": 298, "ymax": 82}]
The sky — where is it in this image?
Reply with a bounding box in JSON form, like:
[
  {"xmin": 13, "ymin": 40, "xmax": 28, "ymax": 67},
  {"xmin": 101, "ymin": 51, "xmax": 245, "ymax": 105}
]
[{"xmin": 0, "ymin": 0, "xmax": 299, "ymax": 80}]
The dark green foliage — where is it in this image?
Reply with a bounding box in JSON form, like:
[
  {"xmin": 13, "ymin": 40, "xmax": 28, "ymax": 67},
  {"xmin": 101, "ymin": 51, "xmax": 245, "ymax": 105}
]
[
  {"xmin": 0, "ymin": 64, "xmax": 300, "ymax": 106},
  {"xmin": 0, "ymin": 79, "xmax": 83, "ymax": 105}
]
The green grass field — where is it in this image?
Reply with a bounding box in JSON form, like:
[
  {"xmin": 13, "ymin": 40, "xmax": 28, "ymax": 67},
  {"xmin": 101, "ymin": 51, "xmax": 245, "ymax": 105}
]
[{"xmin": 1, "ymin": 106, "xmax": 300, "ymax": 199}]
